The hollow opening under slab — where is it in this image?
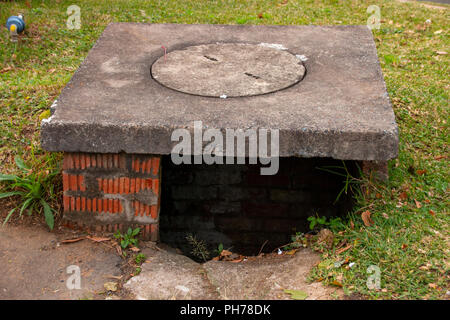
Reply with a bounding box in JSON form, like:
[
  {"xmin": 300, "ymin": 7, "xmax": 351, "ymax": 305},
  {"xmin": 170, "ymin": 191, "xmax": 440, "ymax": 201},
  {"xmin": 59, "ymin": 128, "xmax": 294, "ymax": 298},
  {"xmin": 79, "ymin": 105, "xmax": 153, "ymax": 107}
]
[{"xmin": 159, "ymin": 156, "xmax": 358, "ymax": 261}]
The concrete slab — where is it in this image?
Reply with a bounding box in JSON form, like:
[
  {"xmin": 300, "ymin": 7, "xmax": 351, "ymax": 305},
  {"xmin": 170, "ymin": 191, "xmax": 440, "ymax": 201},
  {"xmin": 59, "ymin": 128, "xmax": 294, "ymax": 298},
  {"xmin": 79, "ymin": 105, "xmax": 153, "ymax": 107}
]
[
  {"xmin": 124, "ymin": 244, "xmax": 341, "ymax": 300},
  {"xmin": 41, "ymin": 23, "xmax": 398, "ymax": 160}
]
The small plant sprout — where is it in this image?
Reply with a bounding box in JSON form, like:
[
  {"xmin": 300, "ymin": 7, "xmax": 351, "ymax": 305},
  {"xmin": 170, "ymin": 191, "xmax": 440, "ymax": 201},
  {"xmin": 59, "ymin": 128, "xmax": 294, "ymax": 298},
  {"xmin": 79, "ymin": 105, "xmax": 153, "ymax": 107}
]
[
  {"xmin": 114, "ymin": 227, "xmax": 140, "ymax": 249},
  {"xmin": 186, "ymin": 233, "xmax": 210, "ymax": 262},
  {"xmin": 135, "ymin": 253, "xmax": 146, "ymax": 264}
]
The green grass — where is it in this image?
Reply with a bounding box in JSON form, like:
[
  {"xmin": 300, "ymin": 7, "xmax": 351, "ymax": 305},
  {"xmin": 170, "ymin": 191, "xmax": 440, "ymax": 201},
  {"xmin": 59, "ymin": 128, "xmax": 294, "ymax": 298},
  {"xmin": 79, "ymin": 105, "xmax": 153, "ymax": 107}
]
[{"xmin": 0, "ymin": 0, "xmax": 448, "ymax": 299}]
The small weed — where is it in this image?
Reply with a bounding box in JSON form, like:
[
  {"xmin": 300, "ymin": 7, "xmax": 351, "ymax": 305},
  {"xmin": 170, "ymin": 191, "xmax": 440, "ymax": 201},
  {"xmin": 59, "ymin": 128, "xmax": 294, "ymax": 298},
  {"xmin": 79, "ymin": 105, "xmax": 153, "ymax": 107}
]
[
  {"xmin": 186, "ymin": 233, "xmax": 210, "ymax": 262},
  {"xmin": 0, "ymin": 155, "xmax": 60, "ymax": 230},
  {"xmin": 135, "ymin": 253, "xmax": 146, "ymax": 264},
  {"xmin": 307, "ymin": 214, "xmax": 343, "ymax": 233},
  {"xmin": 114, "ymin": 227, "xmax": 140, "ymax": 250},
  {"xmin": 215, "ymin": 243, "xmax": 224, "ymax": 256}
]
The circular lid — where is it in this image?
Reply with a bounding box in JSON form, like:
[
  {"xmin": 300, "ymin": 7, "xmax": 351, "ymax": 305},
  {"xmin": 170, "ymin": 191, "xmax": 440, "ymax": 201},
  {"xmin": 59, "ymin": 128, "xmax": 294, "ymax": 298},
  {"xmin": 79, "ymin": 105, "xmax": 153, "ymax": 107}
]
[{"xmin": 151, "ymin": 43, "xmax": 306, "ymax": 97}]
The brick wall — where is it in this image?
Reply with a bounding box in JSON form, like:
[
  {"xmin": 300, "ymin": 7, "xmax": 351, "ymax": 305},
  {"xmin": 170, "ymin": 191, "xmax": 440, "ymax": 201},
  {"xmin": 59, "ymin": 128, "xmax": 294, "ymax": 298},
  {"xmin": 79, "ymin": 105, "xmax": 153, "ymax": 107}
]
[
  {"xmin": 62, "ymin": 153, "xmax": 161, "ymax": 240},
  {"xmin": 160, "ymin": 156, "xmax": 357, "ymax": 256}
]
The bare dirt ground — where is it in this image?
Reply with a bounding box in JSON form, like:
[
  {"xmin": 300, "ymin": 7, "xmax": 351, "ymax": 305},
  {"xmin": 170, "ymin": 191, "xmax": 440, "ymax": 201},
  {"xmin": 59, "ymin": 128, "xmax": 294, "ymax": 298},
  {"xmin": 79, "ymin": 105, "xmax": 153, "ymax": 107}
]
[{"xmin": 0, "ymin": 200, "xmax": 341, "ymax": 300}]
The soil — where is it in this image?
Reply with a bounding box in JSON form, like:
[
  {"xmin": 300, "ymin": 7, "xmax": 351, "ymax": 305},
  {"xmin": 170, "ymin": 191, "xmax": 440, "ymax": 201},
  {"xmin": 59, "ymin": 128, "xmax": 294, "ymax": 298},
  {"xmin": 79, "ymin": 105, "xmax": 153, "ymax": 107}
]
[{"xmin": 0, "ymin": 198, "xmax": 343, "ymax": 300}]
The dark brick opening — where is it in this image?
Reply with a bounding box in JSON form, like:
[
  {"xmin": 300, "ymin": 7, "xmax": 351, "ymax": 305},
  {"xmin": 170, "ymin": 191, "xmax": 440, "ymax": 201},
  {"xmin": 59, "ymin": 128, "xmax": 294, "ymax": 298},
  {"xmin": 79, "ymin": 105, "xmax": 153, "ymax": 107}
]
[{"xmin": 160, "ymin": 156, "xmax": 358, "ymax": 258}]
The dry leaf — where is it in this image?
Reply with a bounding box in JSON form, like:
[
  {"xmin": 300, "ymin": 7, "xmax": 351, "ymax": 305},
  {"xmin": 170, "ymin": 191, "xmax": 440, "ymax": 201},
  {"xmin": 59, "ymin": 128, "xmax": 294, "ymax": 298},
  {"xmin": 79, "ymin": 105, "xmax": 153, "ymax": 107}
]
[
  {"xmin": 436, "ymin": 51, "xmax": 447, "ymax": 55},
  {"xmin": 414, "ymin": 199, "xmax": 422, "ymax": 208},
  {"xmin": 130, "ymin": 246, "xmax": 140, "ymax": 252},
  {"xmin": 87, "ymin": 236, "xmax": 110, "ymax": 242},
  {"xmin": 399, "ymin": 191, "xmax": 408, "ymax": 200},
  {"xmin": 61, "ymin": 237, "xmax": 85, "ymax": 244},
  {"xmin": 434, "ymin": 30, "xmax": 443, "ymax": 34},
  {"xmin": 104, "ymin": 282, "xmax": 118, "ymax": 292},
  {"xmin": 429, "ymin": 209, "xmax": 436, "ymax": 216},
  {"xmin": 0, "ymin": 66, "xmax": 12, "ymax": 74},
  {"xmin": 350, "ymin": 220, "xmax": 354, "ymax": 230},
  {"xmin": 284, "ymin": 289, "xmax": 308, "ymax": 300},
  {"xmin": 361, "ymin": 211, "xmax": 374, "ymax": 227},
  {"xmin": 212, "ymin": 256, "xmax": 220, "ymax": 261},
  {"xmin": 285, "ymin": 249, "xmax": 297, "ymax": 255},
  {"xmin": 382, "ymin": 213, "xmax": 389, "ymax": 219},
  {"xmin": 220, "ymin": 249, "xmax": 232, "ymax": 257},
  {"xmin": 401, "ymin": 244, "xmax": 408, "ymax": 250},
  {"xmin": 331, "ymin": 280, "xmax": 343, "ymax": 287},
  {"xmin": 336, "ymin": 244, "xmax": 352, "ymax": 255},
  {"xmin": 416, "ymin": 169, "xmax": 427, "ymax": 175}
]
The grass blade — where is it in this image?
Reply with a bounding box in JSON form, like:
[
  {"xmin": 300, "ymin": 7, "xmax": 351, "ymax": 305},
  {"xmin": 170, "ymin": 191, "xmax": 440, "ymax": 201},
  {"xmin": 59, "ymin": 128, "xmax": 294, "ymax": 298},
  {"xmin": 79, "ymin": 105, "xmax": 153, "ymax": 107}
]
[
  {"xmin": 0, "ymin": 191, "xmax": 23, "ymax": 199},
  {"xmin": 41, "ymin": 200, "xmax": 54, "ymax": 230},
  {"xmin": 14, "ymin": 156, "xmax": 30, "ymax": 171},
  {"xmin": 2, "ymin": 208, "xmax": 17, "ymax": 226},
  {"xmin": 0, "ymin": 174, "xmax": 19, "ymax": 181}
]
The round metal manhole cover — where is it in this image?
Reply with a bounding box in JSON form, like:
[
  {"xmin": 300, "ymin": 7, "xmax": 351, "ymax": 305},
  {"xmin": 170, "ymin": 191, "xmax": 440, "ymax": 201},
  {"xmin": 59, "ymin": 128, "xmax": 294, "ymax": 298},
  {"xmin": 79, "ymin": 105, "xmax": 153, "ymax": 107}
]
[{"xmin": 151, "ymin": 43, "xmax": 306, "ymax": 98}]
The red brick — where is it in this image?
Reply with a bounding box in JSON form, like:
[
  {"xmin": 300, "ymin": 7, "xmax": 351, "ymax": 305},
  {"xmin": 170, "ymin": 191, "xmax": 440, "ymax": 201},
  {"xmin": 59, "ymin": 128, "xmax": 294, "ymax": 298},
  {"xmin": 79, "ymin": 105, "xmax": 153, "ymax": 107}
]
[
  {"xmin": 63, "ymin": 173, "xmax": 69, "ymax": 191},
  {"xmin": 78, "ymin": 175, "xmax": 85, "ymax": 191},
  {"xmin": 63, "ymin": 154, "xmax": 73, "ymax": 170},
  {"xmin": 103, "ymin": 179, "xmax": 108, "ymax": 194},
  {"xmin": 136, "ymin": 178, "xmax": 141, "ymax": 193},
  {"xmin": 135, "ymin": 159, "xmax": 140, "ymax": 172},
  {"xmin": 145, "ymin": 178, "xmax": 152, "ymax": 190},
  {"xmin": 134, "ymin": 201, "xmax": 139, "ymax": 216},
  {"xmin": 80, "ymin": 154, "xmax": 86, "ymax": 169},
  {"xmin": 70, "ymin": 174, "xmax": 78, "ymax": 191},
  {"xmin": 113, "ymin": 178, "xmax": 118, "ymax": 193},
  {"xmin": 152, "ymin": 158, "xmax": 160, "ymax": 175},
  {"xmin": 113, "ymin": 154, "xmax": 119, "ymax": 168},
  {"xmin": 151, "ymin": 205, "xmax": 158, "ymax": 219},
  {"xmin": 152, "ymin": 179, "xmax": 159, "ymax": 195},
  {"xmin": 108, "ymin": 179, "xmax": 113, "ymax": 193},
  {"xmin": 63, "ymin": 195, "xmax": 69, "ymax": 212},
  {"xmin": 91, "ymin": 154, "xmax": 97, "ymax": 167},
  {"xmin": 73, "ymin": 154, "xmax": 80, "ymax": 169},
  {"xmin": 114, "ymin": 199, "xmax": 119, "ymax": 213},
  {"xmin": 119, "ymin": 177, "xmax": 124, "ymax": 194},
  {"xmin": 146, "ymin": 159, "xmax": 152, "ymax": 173},
  {"xmin": 76, "ymin": 197, "xmax": 80, "ymax": 211}
]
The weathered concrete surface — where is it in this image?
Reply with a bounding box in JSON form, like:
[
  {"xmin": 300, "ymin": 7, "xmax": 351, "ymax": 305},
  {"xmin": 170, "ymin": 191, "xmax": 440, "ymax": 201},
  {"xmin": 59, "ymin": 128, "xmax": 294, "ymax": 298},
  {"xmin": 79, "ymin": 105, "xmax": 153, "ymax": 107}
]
[
  {"xmin": 124, "ymin": 245, "xmax": 341, "ymax": 300},
  {"xmin": 124, "ymin": 246, "xmax": 220, "ymax": 299},
  {"xmin": 0, "ymin": 224, "xmax": 122, "ymax": 300},
  {"xmin": 202, "ymin": 249, "xmax": 342, "ymax": 300},
  {"xmin": 41, "ymin": 23, "xmax": 398, "ymax": 160},
  {"xmin": 152, "ymin": 43, "xmax": 306, "ymax": 97}
]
